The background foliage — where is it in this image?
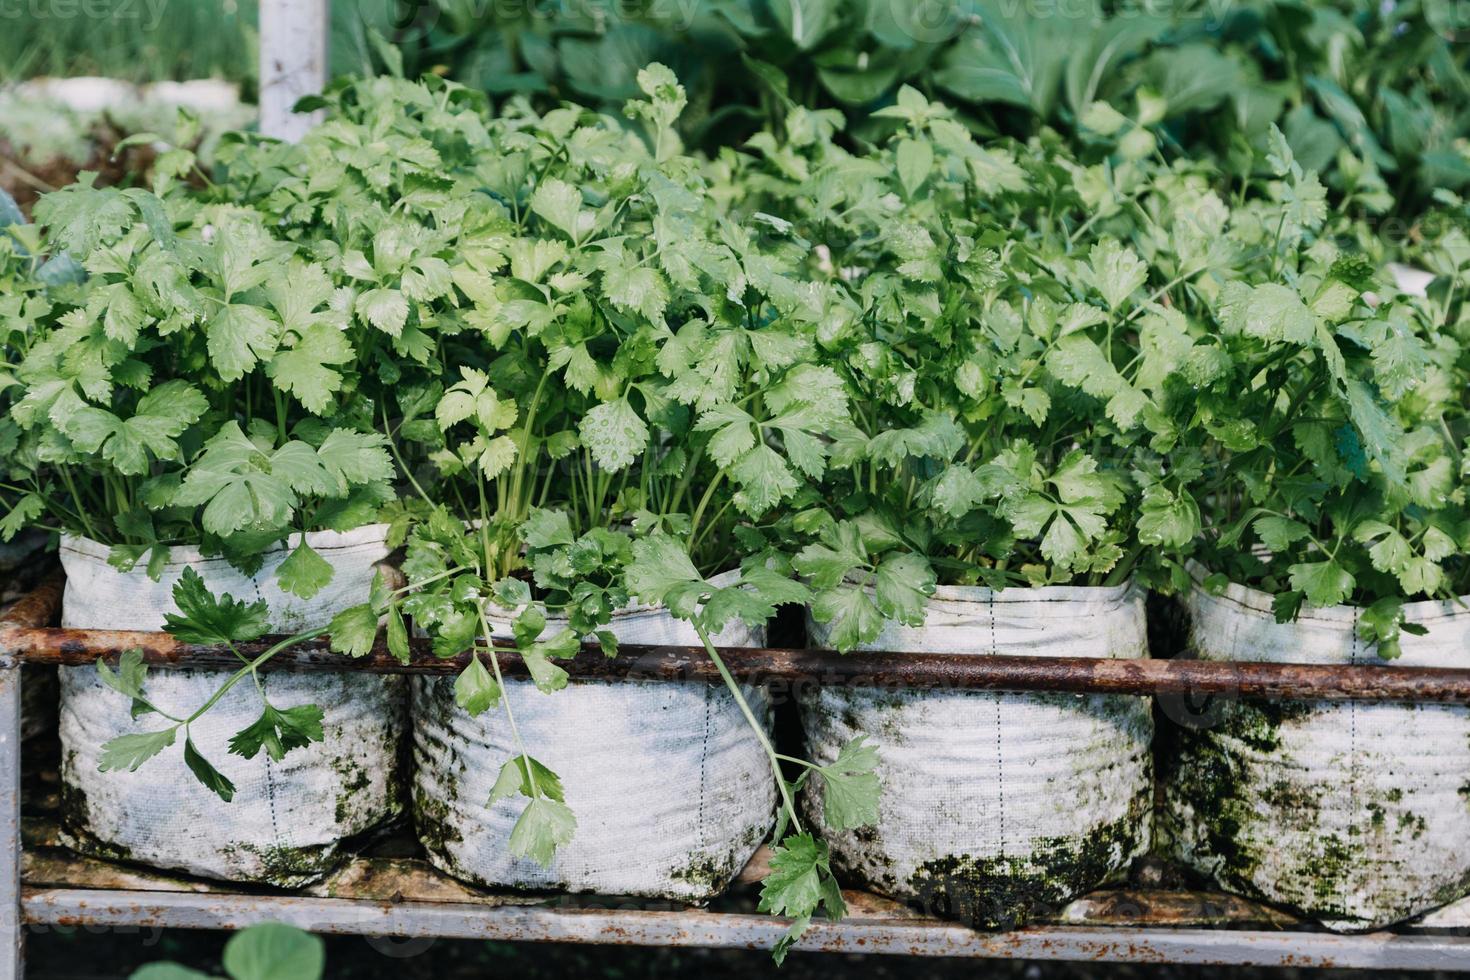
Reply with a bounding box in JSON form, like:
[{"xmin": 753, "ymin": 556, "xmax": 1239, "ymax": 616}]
[{"xmin": 5, "ymin": 0, "xmax": 1465, "ymax": 220}]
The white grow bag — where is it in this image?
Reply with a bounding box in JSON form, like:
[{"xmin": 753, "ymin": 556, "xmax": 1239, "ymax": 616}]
[
  {"xmin": 803, "ymin": 582, "xmax": 1153, "ymax": 927},
  {"xmin": 1162, "ymin": 572, "xmax": 1470, "ymax": 930},
  {"xmin": 412, "ymin": 573, "xmax": 776, "ymax": 901},
  {"xmin": 58, "ymin": 526, "xmax": 405, "ymax": 886}
]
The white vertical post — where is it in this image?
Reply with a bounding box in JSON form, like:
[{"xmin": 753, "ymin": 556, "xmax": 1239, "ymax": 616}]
[
  {"xmin": 0, "ymin": 667, "xmax": 22, "ymax": 980},
  {"xmin": 258, "ymin": 0, "xmax": 330, "ymax": 142}
]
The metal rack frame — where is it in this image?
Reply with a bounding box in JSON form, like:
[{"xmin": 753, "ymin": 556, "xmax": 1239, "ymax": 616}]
[
  {"xmin": 3, "ymin": 3, "xmax": 1466, "ymax": 974},
  {"xmin": 3, "ymin": 573, "xmax": 1470, "ymax": 977}
]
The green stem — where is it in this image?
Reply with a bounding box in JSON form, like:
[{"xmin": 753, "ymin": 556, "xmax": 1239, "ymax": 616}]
[
  {"xmin": 693, "ymin": 621, "xmax": 802, "ymax": 836},
  {"xmin": 57, "ymin": 467, "xmax": 99, "ymax": 540},
  {"xmin": 274, "ymin": 387, "xmax": 289, "ymax": 444},
  {"xmin": 690, "ymin": 497, "xmax": 735, "ymax": 557},
  {"xmin": 383, "ymin": 405, "xmax": 434, "ymax": 507},
  {"xmin": 183, "ymin": 624, "xmax": 326, "ymax": 726},
  {"xmin": 508, "ymin": 369, "xmax": 550, "ymax": 521},
  {"xmin": 688, "ymin": 470, "xmax": 727, "ymax": 544},
  {"xmin": 477, "ymin": 599, "xmax": 539, "ymax": 799}
]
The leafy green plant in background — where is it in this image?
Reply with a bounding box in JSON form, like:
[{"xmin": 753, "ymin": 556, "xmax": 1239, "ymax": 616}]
[
  {"xmin": 0, "ymin": 0, "xmax": 394, "ymax": 90},
  {"xmin": 131, "ymin": 922, "xmax": 323, "ymax": 980},
  {"xmin": 362, "ymin": 0, "xmax": 1468, "ymax": 223},
  {"xmin": 1404, "ymin": 188, "xmax": 1470, "ymax": 294},
  {"xmin": 6, "ymin": 0, "xmax": 1465, "ymax": 225},
  {"xmin": 362, "ymin": 0, "xmax": 962, "ymax": 146},
  {"xmin": 0, "ymin": 189, "xmax": 47, "ymax": 529},
  {"xmin": 0, "ymin": 0, "xmax": 257, "ymax": 85}
]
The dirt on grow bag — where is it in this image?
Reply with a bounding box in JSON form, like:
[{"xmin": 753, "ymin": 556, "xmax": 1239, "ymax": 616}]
[
  {"xmin": 1161, "ymin": 569, "xmax": 1470, "ymax": 930},
  {"xmin": 57, "ymin": 526, "xmax": 406, "ymax": 887},
  {"xmin": 803, "ymin": 582, "xmax": 1154, "ymax": 928},
  {"xmin": 412, "ymin": 572, "xmax": 776, "ymax": 901}
]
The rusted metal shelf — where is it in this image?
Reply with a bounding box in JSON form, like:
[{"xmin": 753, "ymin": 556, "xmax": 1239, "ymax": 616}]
[
  {"xmin": 4, "ymin": 571, "xmax": 1470, "ymax": 976},
  {"xmin": 21, "ymin": 889, "xmax": 1470, "ymax": 968},
  {"xmin": 15, "ymin": 806, "xmax": 1470, "ymax": 970}
]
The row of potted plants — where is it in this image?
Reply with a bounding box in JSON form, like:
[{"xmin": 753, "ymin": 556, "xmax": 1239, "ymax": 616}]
[
  {"xmin": 725, "ymin": 82, "xmax": 1470, "ymax": 931},
  {"xmin": 0, "ymin": 66, "xmax": 1466, "ymax": 952}
]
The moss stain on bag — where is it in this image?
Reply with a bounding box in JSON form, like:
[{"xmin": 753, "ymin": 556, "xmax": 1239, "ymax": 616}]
[
  {"xmin": 667, "ymin": 822, "xmax": 770, "ymax": 894},
  {"xmin": 413, "ymin": 771, "xmax": 464, "ymax": 859},
  {"xmin": 331, "ymin": 756, "xmax": 373, "ymax": 826},
  {"xmin": 1165, "ymin": 701, "xmax": 1453, "ymax": 925},
  {"xmin": 1164, "ymin": 576, "xmax": 1470, "ymax": 930},
  {"xmin": 909, "ymin": 804, "xmax": 1150, "ymax": 928},
  {"xmin": 59, "ymin": 754, "xmax": 135, "ymax": 865},
  {"xmin": 220, "ymin": 841, "xmax": 337, "ymax": 889},
  {"xmin": 803, "ymin": 583, "xmax": 1155, "ymax": 927}
]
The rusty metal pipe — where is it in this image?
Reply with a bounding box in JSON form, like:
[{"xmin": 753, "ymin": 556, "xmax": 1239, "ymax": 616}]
[
  {"xmin": 0, "ymin": 572, "xmax": 61, "ymax": 631},
  {"xmin": 4, "ymin": 578, "xmax": 1470, "ymax": 702},
  {"xmin": 6, "ymin": 623, "xmax": 1470, "ymax": 702}
]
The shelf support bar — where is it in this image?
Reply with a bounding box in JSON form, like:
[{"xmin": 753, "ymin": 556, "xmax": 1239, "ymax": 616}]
[{"xmin": 0, "ymin": 664, "xmax": 23, "ymax": 980}]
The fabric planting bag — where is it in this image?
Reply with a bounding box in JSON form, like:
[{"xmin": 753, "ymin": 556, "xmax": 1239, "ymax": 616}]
[
  {"xmin": 57, "ymin": 525, "xmax": 406, "ymax": 886},
  {"xmin": 412, "ymin": 571, "xmax": 776, "ymax": 900},
  {"xmin": 1161, "ymin": 568, "xmax": 1470, "ymax": 930},
  {"xmin": 803, "ymin": 581, "xmax": 1154, "ymax": 927}
]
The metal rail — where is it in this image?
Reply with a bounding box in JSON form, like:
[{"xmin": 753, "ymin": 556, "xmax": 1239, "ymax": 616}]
[
  {"xmin": 1, "ymin": 667, "xmax": 20, "ymax": 979},
  {"xmin": 5, "ymin": 574, "xmax": 1470, "ymax": 703},
  {"xmin": 18, "ymin": 888, "xmax": 1470, "ymax": 969}
]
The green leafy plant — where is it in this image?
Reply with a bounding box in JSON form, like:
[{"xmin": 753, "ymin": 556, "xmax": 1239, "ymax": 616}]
[
  {"xmin": 1, "ymin": 166, "xmax": 397, "ymax": 589},
  {"xmin": 291, "ymin": 69, "xmax": 881, "ymax": 955},
  {"xmin": 733, "ymin": 80, "xmax": 1462, "ymax": 658},
  {"xmin": 1169, "ymin": 130, "xmax": 1468, "ymax": 656},
  {"xmin": 92, "ymin": 562, "xmax": 423, "ymax": 801},
  {"xmin": 359, "ymin": 1, "xmax": 1468, "ymax": 228},
  {"xmin": 727, "ymin": 86, "xmax": 1189, "ymax": 649},
  {"xmin": 351, "ymin": 0, "xmax": 951, "ymax": 149},
  {"xmin": 0, "ymin": 187, "xmax": 56, "ymax": 539},
  {"xmin": 0, "ymin": 97, "xmax": 456, "ymax": 798}
]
